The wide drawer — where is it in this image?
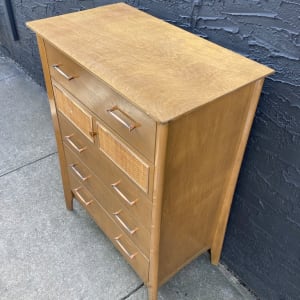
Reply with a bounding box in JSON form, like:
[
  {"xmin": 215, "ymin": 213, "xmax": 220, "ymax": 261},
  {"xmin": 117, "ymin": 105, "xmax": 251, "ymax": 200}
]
[
  {"xmin": 65, "ymin": 146, "xmax": 151, "ymax": 255},
  {"xmin": 58, "ymin": 112, "xmax": 153, "ymax": 199},
  {"xmin": 45, "ymin": 41, "xmax": 156, "ymax": 161},
  {"xmin": 69, "ymin": 173, "xmax": 149, "ymax": 282}
]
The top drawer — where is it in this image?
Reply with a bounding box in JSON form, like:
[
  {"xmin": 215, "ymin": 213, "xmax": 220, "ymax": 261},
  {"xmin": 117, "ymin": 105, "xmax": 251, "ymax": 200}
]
[{"xmin": 45, "ymin": 41, "xmax": 156, "ymax": 162}]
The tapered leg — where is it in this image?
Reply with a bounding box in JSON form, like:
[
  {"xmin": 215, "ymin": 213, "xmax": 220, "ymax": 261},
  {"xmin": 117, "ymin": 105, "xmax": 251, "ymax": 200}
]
[
  {"xmin": 65, "ymin": 192, "xmax": 73, "ymax": 210},
  {"xmin": 210, "ymin": 247, "xmax": 221, "ymax": 265},
  {"xmin": 147, "ymin": 284, "xmax": 158, "ymax": 300}
]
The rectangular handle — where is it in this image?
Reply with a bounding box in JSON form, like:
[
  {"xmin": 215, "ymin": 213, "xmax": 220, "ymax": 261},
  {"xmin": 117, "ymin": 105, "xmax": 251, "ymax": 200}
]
[
  {"xmin": 107, "ymin": 106, "xmax": 139, "ymax": 132},
  {"xmin": 111, "ymin": 180, "xmax": 138, "ymax": 206},
  {"xmin": 114, "ymin": 235, "xmax": 137, "ymax": 260},
  {"xmin": 73, "ymin": 187, "xmax": 93, "ymax": 206},
  {"xmin": 65, "ymin": 134, "xmax": 87, "ymax": 153},
  {"xmin": 70, "ymin": 164, "xmax": 90, "ymax": 181},
  {"xmin": 113, "ymin": 210, "xmax": 138, "ymax": 235},
  {"xmin": 52, "ymin": 64, "xmax": 74, "ymax": 81}
]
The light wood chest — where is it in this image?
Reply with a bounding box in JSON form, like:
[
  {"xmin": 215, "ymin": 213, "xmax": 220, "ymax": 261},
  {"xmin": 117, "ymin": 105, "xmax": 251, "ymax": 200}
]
[{"xmin": 27, "ymin": 3, "xmax": 273, "ymax": 299}]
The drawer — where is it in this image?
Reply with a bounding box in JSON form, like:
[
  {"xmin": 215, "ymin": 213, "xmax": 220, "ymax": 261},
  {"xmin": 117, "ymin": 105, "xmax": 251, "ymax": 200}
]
[
  {"xmin": 69, "ymin": 173, "xmax": 149, "ymax": 282},
  {"xmin": 58, "ymin": 112, "xmax": 154, "ymax": 199},
  {"xmin": 65, "ymin": 146, "xmax": 152, "ymax": 230},
  {"xmin": 65, "ymin": 148, "xmax": 151, "ymax": 255},
  {"xmin": 53, "ymin": 83, "xmax": 93, "ymax": 142},
  {"xmin": 45, "ymin": 41, "xmax": 156, "ymax": 161},
  {"xmin": 96, "ymin": 122, "xmax": 149, "ymax": 193}
]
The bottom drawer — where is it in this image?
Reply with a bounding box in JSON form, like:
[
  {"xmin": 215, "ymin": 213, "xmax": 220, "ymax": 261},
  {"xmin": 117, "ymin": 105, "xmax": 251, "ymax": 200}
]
[{"xmin": 68, "ymin": 173, "xmax": 149, "ymax": 282}]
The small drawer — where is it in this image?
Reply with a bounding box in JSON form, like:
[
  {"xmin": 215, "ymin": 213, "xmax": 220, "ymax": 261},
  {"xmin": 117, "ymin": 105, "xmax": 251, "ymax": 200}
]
[
  {"xmin": 65, "ymin": 148, "xmax": 151, "ymax": 256},
  {"xmin": 69, "ymin": 174, "xmax": 149, "ymax": 282},
  {"xmin": 53, "ymin": 84, "xmax": 93, "ymax": 142},
  {"xmin": 97, "ymin": 122, "xmax": 150, "ymax": 193},
  {"xmin": 65, "ymin": 146, "xmax": 152, "ymax": 230},
  {"xmin": 45, "ymin": 41, "xmax": 156, "ymax": 161},
  {"xmin": 58, "ymin": 112, "xmax": 154, "ymax": 199}
]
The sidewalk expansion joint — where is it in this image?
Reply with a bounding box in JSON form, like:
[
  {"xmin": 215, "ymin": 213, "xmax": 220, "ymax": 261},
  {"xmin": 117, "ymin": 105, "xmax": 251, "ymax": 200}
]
[
  {"xmin": 120, "ymin": 283, "xmax": 144, "ymax": 300},
  {"xmin": 0, "ymin": 152, "xmax": 57, "ymax": 178}
]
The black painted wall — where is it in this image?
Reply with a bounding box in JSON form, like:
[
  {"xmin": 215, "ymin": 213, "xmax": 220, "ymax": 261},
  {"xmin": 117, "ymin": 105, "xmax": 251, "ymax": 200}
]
[{"xmin": 0, "ymin": 1, "xmax": 299, "ymax": 299}]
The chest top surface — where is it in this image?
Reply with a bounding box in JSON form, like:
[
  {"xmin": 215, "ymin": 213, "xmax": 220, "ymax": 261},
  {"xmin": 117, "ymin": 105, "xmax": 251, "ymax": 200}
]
[{"xmin": 27, "ymin": 2, "xmax": 273, "ymax": 123}]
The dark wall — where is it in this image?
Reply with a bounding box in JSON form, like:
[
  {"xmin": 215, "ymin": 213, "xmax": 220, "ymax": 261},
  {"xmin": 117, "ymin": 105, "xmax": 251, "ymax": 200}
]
[{"xmin": 1, "ymin": 1, "xmax": 299, "ymax": 299}]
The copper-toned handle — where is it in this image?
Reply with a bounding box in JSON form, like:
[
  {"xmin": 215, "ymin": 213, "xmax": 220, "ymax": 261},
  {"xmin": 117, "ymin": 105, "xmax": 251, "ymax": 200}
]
[
  {"xmin": 114, "ymin": 235, "xmax": 137, "ymax": 260},
  {"xmin": 113, "ymin": 210, "xmax": 138, "ymax": 235},
  {"xmin": 73, "ymin": 187, "xmax": 93, "ymax": 206},
  {"xmin": 52, "ymin": 64, "xmax": 74, "ymax": 81},
  {"xmin": 70, "ymin": 164, "xmax": 90, "ymax": 181},
  {"xmin": 111, "ymin": 180, "xmax": 138, "ymax": 206},
  {"xmin": 65, "ymin": 134, "xmax": 87, "ymax": 153},
  {"xmin": 107, "ymin": 106, "xmax": 139, "ymax": 132}
]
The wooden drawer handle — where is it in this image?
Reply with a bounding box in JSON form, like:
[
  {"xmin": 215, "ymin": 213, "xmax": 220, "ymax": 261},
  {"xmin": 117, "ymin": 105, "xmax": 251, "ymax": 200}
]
[
  {"xmin": 114, "ymin": 235, "xmax": 137, "ymax": 260},
  {"xmin": 113, "ymin": 209, "xmax": 138, "ymax": 235},
  {"xmin": 73, "ymin": 187, "xmax": 93, "ymax": 206},
  {"xmin": 70, "ymin": 164, "xmax": 90, "ymax": 181},
  {"xmin": 52, "ymin": 64, "xmax": 74, "ymax": 81},
  {"xmin": 107, "ymin": 106, "xmax": 139, "ymax": 132},
  {"xmin": 65, "ymin": 134, "xmax": 87, "ymax": 153},
  {"xmin": 111, "ymin": 180, "xmax": 138, "ymax": 206}
]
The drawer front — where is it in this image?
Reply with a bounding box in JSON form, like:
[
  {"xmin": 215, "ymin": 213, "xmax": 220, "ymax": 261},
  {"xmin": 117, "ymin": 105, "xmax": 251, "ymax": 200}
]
[
  {"xmin": 69, "ymin": 173, "xmax": 149, "ymax": 282},
  {"xmin": 45, "ymin": 41, "xmax": 156, "ymax": 161},
  {"xmin": 65, "ymin": 146, "xmax": 152, "ymax": 229},
  {"xmin": 97, "ymin": 122, "xmax": 149, "ymax": 193},
  {"xmin": 53, "ymin": 84, "xmax": 93, "ymax": 141},
  {"xmin": 58, "ymin": 112, "xmax": 153, "ymax": 200},
  {"xmin": 65, "ymin": 147, "xmax": 151, "ymax": 255}
]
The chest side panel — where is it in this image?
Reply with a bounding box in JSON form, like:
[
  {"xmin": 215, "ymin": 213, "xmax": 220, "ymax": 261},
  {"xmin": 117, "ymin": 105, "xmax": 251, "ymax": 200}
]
[{"xmin": 158, "ymin": 82, "xmax": 258, "ymax": 284}]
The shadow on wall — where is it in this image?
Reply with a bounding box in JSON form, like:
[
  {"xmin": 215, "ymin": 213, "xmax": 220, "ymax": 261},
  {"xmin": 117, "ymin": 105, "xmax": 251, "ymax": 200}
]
[{"xmin": 0, "ymin": 1, "xmax": 299, "ymax": 300}]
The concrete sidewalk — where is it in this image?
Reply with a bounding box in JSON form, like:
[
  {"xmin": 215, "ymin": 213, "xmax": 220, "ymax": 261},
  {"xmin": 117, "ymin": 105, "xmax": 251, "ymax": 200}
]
[{"xmin": 0, "ymin": 54, "xmax": 256, "ymax": 300}]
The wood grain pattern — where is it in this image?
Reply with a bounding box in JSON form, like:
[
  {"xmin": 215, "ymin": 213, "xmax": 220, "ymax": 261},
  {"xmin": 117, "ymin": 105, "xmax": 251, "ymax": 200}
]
[
  {"xmin": 69, "ymin": 173, "xmax": 149, "ymax": 282},
  {"xmin": 45, "ymin": 41, "xmax": 156, "ymax": 161},
  {"xmin": 97, "ymin": 122, "xmax": 150, "ymax": 193},
  {"xmin": 157, "ymin": 82, "xmax": 257, "ymax": 284},
  {"xmin": 36, "ymin": 35, "xmax": 73, "ymax": 210},
  {"xmin": 27, "ymin": 3, "xmax": 274, "ymax": 123}
]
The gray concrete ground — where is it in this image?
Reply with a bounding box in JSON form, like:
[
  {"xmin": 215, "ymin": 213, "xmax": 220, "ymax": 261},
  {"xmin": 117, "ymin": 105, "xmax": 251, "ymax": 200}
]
[{"xmin": 0, "ymin": 54, "xmax": 256, "ymax": 300}]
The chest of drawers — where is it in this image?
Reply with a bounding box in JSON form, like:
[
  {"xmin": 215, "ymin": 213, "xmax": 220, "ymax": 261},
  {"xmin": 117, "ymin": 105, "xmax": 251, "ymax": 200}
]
[{"xmin": 27, "ymin": 3, "xmax": 273, "ymax": 299}]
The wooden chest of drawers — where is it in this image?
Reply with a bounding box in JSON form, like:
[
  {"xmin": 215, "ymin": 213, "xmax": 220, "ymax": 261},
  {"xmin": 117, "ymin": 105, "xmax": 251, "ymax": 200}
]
[{"xmin": 27, "ymin": 3, "xmax": 273, "ymax": 299}]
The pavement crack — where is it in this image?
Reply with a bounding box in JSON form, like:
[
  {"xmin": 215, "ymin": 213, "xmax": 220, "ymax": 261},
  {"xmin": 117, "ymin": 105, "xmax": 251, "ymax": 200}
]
[
  {"xmin": 0, "ymin": 152, "xmax": 57, "ymax": 178},
  {"xmin": 120, "ymin": 283, "xmax": 144, "ymax": 300}
]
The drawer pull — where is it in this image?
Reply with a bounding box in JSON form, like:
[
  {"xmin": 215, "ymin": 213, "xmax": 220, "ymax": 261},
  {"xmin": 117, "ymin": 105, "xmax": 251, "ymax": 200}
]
[
  {"xmin": 52, "ymin": 64, "xmax": 74, "ymax": 81},
  {"xmin": 113, "ymin": 209, "xmax": 138, "ymax": 235},
  {"xmin": 70, "ymin": 164, "xmax": 90, "ymax": 181},
  {"xmin": 107, "ymin": 106, "xmax": 139, "ymax": 132},
  {"xmin": 114, "ymin": 235, "xmax": 137, "ymax": 260},
  {"xmin": 73, "ymin": 187, "xmax": 93, "ymax": 206},
  {"xmin": 65, "ymin": 134, "xmax": 87, "ymax": 153},
  {"xmin": 111, "ymin": 181, "xmax": 138, "ymax": 206}
]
